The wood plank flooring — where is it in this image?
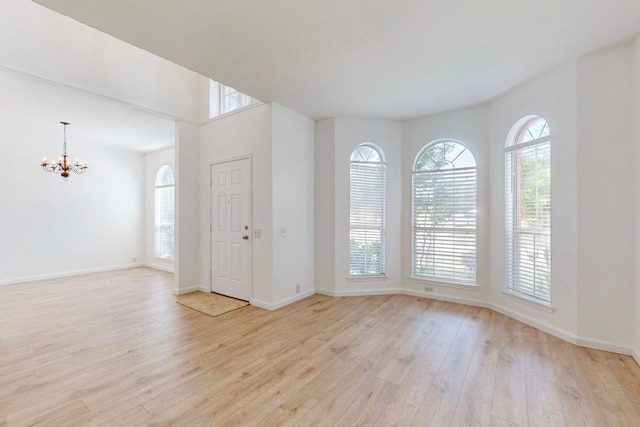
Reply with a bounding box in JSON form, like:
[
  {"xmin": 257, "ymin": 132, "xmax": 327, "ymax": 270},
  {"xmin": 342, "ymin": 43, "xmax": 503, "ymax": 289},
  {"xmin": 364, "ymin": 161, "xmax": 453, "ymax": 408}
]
[{"xmin": 1, "ymin": 267, "xmax": 639, "ymax": 426}]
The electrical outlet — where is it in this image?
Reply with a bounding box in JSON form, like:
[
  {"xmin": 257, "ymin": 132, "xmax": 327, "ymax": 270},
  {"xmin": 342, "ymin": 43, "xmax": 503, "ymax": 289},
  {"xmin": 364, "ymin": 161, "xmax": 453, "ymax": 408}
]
[
  {"xmin": 132, "ymin": 257, "xmax": 137, "ymax": 263},
  {"xmin": 424, "ymin": 286, "xmax": 434, "ymax": 293},
  {"xmin": 296, "ymin": 284, "xmax": 300, "ymax": 293}
]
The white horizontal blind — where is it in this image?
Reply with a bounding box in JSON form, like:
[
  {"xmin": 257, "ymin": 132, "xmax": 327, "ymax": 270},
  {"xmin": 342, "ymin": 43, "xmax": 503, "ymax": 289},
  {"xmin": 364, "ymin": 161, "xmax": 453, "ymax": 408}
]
[
  {"xmin": 154, "ymin": 166, "xmax": 175, "ymax": 260},
  {"xmin": 350, "ymin": 157, "xmax": 386, "ymax": 275},
  {"xmin": 155, "ymin": 186, "xmax": 175, "ymax": 259},
  {"xmin": 413, "ymin": 166, "xmax": 476, "ymax": 282},
  {"xmin": 505, "ymin": 140, "xmax": 551, "ymax": 302}
]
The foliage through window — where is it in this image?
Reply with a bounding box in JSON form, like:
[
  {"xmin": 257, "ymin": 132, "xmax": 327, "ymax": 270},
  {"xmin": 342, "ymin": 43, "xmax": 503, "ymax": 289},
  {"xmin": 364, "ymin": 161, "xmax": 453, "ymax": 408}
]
[
  {"xmin": 155, "ymin": 165, "xmax": 175, "ymax": 259},
  {"xmin": 412, "ymin": 140, "xmax": 476, "ymax": 283},
  {"xmin": 350, "ymin": 144, "xmax": 386, "ymax": 275},
  {"xmin": 505, "ymin": 117, "xmax": 551, "ymax": 302}
]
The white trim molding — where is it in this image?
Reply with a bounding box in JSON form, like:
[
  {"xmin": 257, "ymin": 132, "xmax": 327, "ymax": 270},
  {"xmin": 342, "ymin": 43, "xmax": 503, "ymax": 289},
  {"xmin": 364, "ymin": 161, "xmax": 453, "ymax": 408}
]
[
  {"xmin": 0, "ymin": 262, "xmax": 144, "ymax": 286},
  {"xmin": 173, "ymin": 285, "xmax": 208, "ymax": 295},
  {"xmin": 251, "ymin": 289, "xmax": 315, "ymax": 311},
  {"xmin": 316, "ymin": 287, "xmax": 402, "ymax": 297},
  {"xmin": 408, "ymin": 276, "xmax": 479, "ymax": 291},
  {"xmin": 402, "ymin": 288, "xmax": 486, "ymax": 308},
  {"xmin": 501, "ymin": 289, "xmax": 554, "ymax": 313},
  {"xmin": 487, "ymin": 301, "xmax": 577, "ymax": 347},
  {"xmin": 347, "ymin": 275, "xmax": 389, "ymax": 282},
  {"xmin": 574, "ymin": 337, "xmax": 635, "ymax": 357},
  {"xmin": 144, "ymin": 262, "xmax": 175, "ymax": 273},
  {"xmin": 201, "ymin": 102, "xmax": 264, "ymax": 126}
]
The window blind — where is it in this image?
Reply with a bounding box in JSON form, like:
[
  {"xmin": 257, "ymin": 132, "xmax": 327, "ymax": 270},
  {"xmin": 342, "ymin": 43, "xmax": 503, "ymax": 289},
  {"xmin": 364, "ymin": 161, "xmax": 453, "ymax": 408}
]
[
  {"xmin": 349, "ymin": 161, "xmax": 386, "ymax": 275},
  {"xmin": 505, "ymin": 140, "xmax": 551, "ymax": 301},
  {"xmin": 412, "ymin": 166, "xmax": 476, "ymax": 282},
  {"xmin": 155, "ymin": 186, "xmax": 175, "ymax": 259}
]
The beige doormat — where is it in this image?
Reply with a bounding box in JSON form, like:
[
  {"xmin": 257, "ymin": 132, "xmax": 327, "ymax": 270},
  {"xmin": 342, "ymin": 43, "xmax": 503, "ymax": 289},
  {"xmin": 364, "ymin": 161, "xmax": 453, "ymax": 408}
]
[{"xmin": 176, "ymin": 292, "xmax": 248, "ymax": 317}]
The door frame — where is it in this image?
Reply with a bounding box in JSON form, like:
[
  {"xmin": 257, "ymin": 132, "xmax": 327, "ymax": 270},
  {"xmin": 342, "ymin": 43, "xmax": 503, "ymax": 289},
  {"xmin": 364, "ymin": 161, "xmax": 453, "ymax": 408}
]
[{"xmin": 209, "ymin": 154, "xmax": 253, "ymax": 300}]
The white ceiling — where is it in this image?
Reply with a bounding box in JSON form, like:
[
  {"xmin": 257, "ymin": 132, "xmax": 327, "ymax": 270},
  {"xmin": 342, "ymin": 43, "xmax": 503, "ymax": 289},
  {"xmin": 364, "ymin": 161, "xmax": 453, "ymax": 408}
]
[{"xmin": 32, "ymin": 0, "xmax": 640, "ymax": 120}]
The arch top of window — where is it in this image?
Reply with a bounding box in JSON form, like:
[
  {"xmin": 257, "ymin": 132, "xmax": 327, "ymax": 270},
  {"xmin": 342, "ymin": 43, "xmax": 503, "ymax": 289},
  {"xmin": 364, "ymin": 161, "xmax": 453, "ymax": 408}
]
[
  {"xmin": 155, "ymin": 165, "xmax": 174, "ymax": 186},
  {"xmin": 350, "ymin": 143, "xmax": 385, "ymax": 163},
  {"xmin": 507, "ymin": 116, "xmax": 550, "ymax": 148},
  {"xmin": 414, "ymin": 140, "xmax": 475, "ymax": 172}
]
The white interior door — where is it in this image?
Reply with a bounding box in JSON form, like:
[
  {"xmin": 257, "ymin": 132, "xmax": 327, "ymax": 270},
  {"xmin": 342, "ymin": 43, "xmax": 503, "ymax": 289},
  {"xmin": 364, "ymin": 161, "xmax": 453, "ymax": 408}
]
[{"xmin": 210, "ymin": 158, "xmax": 251, "ymax": 301}]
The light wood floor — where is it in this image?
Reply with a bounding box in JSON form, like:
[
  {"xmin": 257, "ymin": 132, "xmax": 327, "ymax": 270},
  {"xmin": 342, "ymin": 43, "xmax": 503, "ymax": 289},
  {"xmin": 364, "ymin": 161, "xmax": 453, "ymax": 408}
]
[{"xmin": 1, "ymin": 268, "xmax": 640, "ymax": 426}]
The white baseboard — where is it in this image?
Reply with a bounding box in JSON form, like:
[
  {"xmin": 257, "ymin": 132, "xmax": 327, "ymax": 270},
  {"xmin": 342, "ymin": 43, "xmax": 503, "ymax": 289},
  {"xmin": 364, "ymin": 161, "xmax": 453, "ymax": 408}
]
[
  {"xmin": 0, "ymin": 262, "xmax": 144, "ymax": 286},
  {"xmin": 486, "ymin": 301, "xmax": 579, "ymax": 348},
  {"xmin": 402, "ymin": 288, "xmax": 489, "ymax": 309},
  {"xmin": 632, "ymin": 347, "xmax": 640, "ymax": 366},
  {"xmin": 574, "ymin": 337, "xmax": 635, "ymax": 356},
  {"xmin": 251, "ymin": 289, "xmax": 315, "ymax": 311},
  {"xmin": 315, "ymin": 288, "xmax": 334, "ymax": 297},
  {"xmin": 173, "ymin": 285, "xmax": 207, "ymax": 295},
  {"xmin": 143, "ymin": 262, "xmax": 175, "ymax": 273},
  {"xmin": 488, "ymin": 301, "xmax": 637, "ymax": 357},
  {"xmin": 316, "ymin": 287, "xmax": 402, "ymax": 297}
]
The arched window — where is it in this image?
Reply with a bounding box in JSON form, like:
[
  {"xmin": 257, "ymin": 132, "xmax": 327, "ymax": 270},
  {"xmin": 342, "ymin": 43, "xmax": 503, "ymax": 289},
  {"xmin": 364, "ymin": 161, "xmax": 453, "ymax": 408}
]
[
  {"xmin": 155, "ymin": 165, "xmax": 175, "ymax": 259},
  {"xmin": 412, "ymin": 140, "xmax": 476, "ymax": 283},
  {"xmin": 505, "ymin": 117, "xmax": 551, "ymax": 302},
  {"xmin": 350, "ymin": 144, "xmax": 386, "ymax": 275}
]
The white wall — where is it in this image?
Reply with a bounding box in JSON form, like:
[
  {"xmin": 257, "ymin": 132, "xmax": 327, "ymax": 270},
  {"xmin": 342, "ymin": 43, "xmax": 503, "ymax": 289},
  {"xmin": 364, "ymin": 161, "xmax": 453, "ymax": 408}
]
[
  {"xmin": 489, "ymin": 63, "xmax": 579, "ymax": 341},
  {"xmin": 271, "ymin": 103, "xmax": 315, "ymax": 306},
  {"xmin": 576, "ymin": 45, "xmax": 636, "ymax": 350},
  {"xmin": 198, "ymin": 104, "xmax": 273, "ymax": 304},
  {"xmin": 0, "ymin": 132, "xmax": 144, "ymax": 284},
  {"xmin": 315, "ymin": 118, "xmax": 403, "ymax": 296},
  {"xmin": 314, "ymin": 119, "xmax": 336, "ymax": 292},
  {"xmin": 402, "ymin": 105, "xmax": 490, "ymax": 303},
  {"xmin": 144, "ymin": 146, "xmax": 175, "ymax": 271},
  {"xmin": 175, "ymin": 122, "xmax": 200, "ymax": 293}
]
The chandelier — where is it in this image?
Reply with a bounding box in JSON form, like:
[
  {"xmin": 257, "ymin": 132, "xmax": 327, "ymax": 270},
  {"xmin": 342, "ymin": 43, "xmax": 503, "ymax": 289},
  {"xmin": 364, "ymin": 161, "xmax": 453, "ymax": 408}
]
[{"xmin": 40, "ymin": 122, "xmax": 88, "ymax": 180}]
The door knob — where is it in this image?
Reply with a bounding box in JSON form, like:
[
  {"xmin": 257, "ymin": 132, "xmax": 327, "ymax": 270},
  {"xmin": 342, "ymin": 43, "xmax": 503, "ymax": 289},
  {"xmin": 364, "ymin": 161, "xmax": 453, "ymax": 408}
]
[{"xmin": 242, "ymin": 235, "xmax": 249, "ymax": 240}]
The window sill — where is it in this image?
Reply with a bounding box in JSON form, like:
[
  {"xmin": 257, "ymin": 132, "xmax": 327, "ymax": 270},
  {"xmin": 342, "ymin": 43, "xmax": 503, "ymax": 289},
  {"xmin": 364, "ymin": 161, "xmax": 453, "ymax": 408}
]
[
  {"xmin": 408, "ymin": 276, "xmax": 478, "ymax": 291},
  {"xmin": 206, "ymin": 102, "xmax": 263, "ymax": 123},
  {"xmin": 501, "ymin": 289, "xmax": 554, "ymax": 313},
  {"xmin": 347, "ymin": 275, "xmax": 389, "ymax": 282}
]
